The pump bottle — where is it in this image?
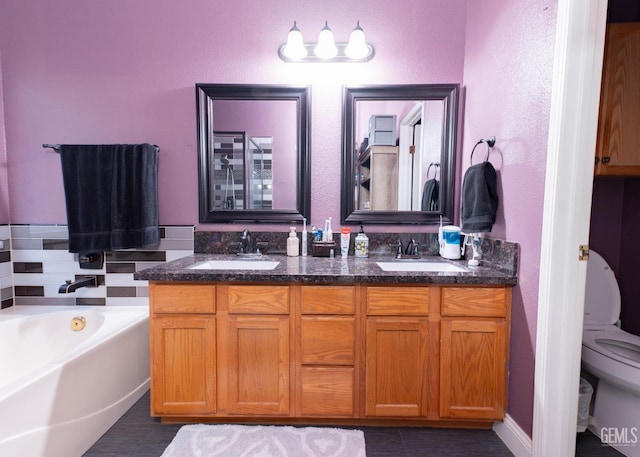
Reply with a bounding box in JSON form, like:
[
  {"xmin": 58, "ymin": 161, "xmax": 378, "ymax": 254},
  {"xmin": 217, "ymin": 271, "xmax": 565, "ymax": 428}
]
[{"xmin": 287, "ymin": 227, "xmax": 300, "ymax": 257}]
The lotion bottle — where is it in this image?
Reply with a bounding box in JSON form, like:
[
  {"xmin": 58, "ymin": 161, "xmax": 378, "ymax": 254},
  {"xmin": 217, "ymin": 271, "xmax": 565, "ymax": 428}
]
[
  {"xmin": 354, "ymin": 225, "xmax": 369, "ymax": 258},
  {"xmin": 287, "ymin": 227, "xmax": 300, "ymax": 257}
]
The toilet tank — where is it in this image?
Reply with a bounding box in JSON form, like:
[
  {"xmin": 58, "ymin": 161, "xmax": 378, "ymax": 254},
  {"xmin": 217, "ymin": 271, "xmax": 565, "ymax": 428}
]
[{"xmin": 584, "ymin": 250, "xmax": 621, "ymax": 326}]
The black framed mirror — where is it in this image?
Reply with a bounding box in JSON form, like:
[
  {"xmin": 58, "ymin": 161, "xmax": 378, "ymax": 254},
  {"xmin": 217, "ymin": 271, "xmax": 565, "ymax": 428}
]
[
  {"xmin": 196, "ymin": 84, "xmax": 311, "ymax": 223},
  {"xmin": 341, "ymin": 84, "xmax": 459, "ymax": 225}
]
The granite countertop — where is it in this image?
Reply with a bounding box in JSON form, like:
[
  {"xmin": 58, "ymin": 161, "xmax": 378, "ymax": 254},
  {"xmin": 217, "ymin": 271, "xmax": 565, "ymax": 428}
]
[{"xmin": 134, "ymin": 254, "xmax": 517, "ymax": 286}]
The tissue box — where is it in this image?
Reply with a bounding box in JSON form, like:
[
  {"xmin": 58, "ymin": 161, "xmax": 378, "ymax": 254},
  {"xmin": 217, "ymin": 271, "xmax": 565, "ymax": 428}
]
[{"xmin": 312, "ymin": 241, "xmax": 337, "ymax": 257}]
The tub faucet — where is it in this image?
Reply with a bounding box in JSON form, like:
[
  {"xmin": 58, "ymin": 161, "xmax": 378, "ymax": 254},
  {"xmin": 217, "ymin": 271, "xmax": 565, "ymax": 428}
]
[{"xmin": 59, "ymin": 276, "xmax": 98, "ymax": 294}]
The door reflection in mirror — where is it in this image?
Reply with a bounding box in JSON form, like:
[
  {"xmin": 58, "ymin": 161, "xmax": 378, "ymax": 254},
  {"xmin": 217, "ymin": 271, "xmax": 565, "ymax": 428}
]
[{"xmin": 355, "ymin": 99, "xmax": 444, "ymax": 212}]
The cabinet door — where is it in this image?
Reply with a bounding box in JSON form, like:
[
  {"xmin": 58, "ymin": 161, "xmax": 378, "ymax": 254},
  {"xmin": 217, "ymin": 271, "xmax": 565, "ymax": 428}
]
[
  {"xmin": 595, "ymin": 23, "xmax": 640, "ymax": 175},
  {"xmin": 226, "ymin": 316, "xmax": 290, "ymax": 415},
  {"xmin": 365, "ymin": 318, "xmax": 429, "ymax": 417},
  {"xmin": 440, "ymin": 318, "xmax": 507, "ymax": 420},
  {"xmin": 150, "ymin": 316, "xmax": 216, "ymax": 415}
]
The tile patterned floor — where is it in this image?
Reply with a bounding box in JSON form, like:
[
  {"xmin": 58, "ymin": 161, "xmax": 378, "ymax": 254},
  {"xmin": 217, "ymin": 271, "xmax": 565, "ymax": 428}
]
[{"xmin": 83, "ymin": 391, "xmax": 622, "ymax": 457}]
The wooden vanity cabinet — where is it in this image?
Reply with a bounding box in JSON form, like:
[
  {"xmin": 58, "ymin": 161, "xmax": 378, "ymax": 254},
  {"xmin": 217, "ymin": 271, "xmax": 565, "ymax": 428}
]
[
  {"xmin": 364, "ymin": 286, "xmax": 432, "ymax": 417},
  {"xmin": 149, "ymin": 283, "xmax": 217, "ymax": 416},
  {"xmin": 148, "ymin": 281, "xmax": 511, "ymax": 425},
  {"xmin": 219, "ymin": 285, "xmax": 290, "ymax": 416},
  {"xmin": 595, "ymin": 23, "xmax": 640, "ymax": 175},
  {"xmin": 296, "ymin": 285, "xmax": 358, "ymax": 417},
  {"xmin": 439, "ymin": 287, "xmax": 511, "ymax": 420}
]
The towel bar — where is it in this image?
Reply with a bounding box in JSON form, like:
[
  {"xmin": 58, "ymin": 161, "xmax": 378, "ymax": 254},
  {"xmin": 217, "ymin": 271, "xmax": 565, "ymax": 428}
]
[{"xmin": 43, "ymin": 144, "xmax": 160, "ymax": 153}]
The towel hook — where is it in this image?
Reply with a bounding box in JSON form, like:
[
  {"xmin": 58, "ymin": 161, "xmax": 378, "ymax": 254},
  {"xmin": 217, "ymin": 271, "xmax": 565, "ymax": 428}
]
[
  {"xmin": 470, "ymin": 136, "xmax": 496, "ymax": 165},
  {"xmin": 426, "ymin": 162, "xmax": 440, "ymax": 180}
]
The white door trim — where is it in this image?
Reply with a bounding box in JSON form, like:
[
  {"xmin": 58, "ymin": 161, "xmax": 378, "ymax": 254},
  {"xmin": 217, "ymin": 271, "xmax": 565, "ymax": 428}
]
[
  {"xmin": 397, "ymin": 102, "xmax": 424, "ymax": 210},
  {"xmin": 532, "ymin": 1, "xmax": 607, "ymax": 456}
]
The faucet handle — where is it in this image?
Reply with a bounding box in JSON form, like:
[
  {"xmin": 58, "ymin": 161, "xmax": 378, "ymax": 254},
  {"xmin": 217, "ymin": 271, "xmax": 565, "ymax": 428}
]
[{"xmin": 388, "ymin": 240, "xmax": 403, "ymax": 257}]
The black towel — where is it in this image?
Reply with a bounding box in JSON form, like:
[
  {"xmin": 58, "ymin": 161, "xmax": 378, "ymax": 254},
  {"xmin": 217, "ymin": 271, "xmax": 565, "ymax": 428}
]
[
  {"xmin": 421, "ymin": 178, "xmax": 439, "ymax": 211},
  {"xmin": 60, "ymin": 144, "xmax": 160, "ymax": 253},
  {"xmin": 460, "ymin": 161, "xmax": 499, "ymax": 233}
]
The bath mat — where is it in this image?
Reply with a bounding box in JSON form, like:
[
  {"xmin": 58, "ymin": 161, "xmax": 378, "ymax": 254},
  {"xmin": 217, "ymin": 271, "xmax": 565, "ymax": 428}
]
[{"xmin": 161, "ymin": 423, "xmax": 366, "ymax": 457}]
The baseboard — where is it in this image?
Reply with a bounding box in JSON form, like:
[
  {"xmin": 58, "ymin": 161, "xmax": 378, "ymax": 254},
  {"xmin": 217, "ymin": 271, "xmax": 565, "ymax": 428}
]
[{"xmin": 493, "ymin": 414, "xmax": 532, "ymax": 457}]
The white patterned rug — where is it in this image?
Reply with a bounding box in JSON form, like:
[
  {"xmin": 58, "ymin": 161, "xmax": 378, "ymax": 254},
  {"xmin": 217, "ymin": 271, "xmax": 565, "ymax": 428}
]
[{"xmin": 161, "ymin": 424, "xmax": 366, "ymax": 457}]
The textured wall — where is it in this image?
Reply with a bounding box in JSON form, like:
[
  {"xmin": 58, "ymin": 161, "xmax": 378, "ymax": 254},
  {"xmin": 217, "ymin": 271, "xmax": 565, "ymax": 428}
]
[
  {"xmin": 0, "ymin": 0, "xmax": 564, "ymax": 439},
  {"xmin": 0, "ymin": 0, "xmax": 466, "ymax": 230},
  {"xmin": 0, "ymin": 55, "xmax": 8, "ymax": 224},
  {"xmin": 461, "ymin": 0, "xmax": 557, "ymax": 436}
]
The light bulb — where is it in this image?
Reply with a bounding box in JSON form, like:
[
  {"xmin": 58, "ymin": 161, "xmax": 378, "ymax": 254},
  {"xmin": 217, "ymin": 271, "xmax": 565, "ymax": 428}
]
[
  {"xmin": 314, "ymin": 21, "xmax": 337, "ymax": 59},
  {"xmin": 345, "ymin": 21, "xmax": 369, "ymax": 59},
  {"xmin": 282, "ymin": 21, "xmax": 307, "ymax": 60}
]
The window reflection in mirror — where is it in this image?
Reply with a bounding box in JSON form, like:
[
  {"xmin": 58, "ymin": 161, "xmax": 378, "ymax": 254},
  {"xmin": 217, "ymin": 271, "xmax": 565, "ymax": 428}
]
[
  {"xmin": 341, "ymin": 84, "xmax": 459, "ymax": 225},
  {"xmin": 196, "ymin": 84, "xmax": 310, "ymax": 223}
]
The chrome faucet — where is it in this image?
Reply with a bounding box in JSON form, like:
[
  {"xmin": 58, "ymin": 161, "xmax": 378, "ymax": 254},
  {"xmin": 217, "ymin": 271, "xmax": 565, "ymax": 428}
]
[
  {"xmin": 240, "ymin": 229, "xmax": 254, "ymax": 254},
  {"xmin": 59, "ymin": 276, "xmax": 98, "ymax": 294}
]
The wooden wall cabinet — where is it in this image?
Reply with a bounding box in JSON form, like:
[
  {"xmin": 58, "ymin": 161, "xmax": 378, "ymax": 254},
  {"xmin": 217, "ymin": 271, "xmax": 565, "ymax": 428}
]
[
  {"xmin": 149, "ymin": 281, "xmax": 511, "ymax": 426},
  {"xmin": 595, "ymin": 23, "xmax": 640, "ymax": 175}
]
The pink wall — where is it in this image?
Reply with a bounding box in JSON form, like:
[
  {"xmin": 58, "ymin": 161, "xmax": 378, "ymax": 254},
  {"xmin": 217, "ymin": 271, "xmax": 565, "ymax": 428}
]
[
  {"xmin": 0, "ymin": 54, "xmax": 8, "ymax": 224},
  {"xmin": 0, "ymin": 0, "xmax": 466, "ymax": 230},
  {"xmin": 0, "ymin": 0, "xmax": 561, "ymax": 438},
  {"xmin": 213, "ymin": 99, "xmax": 297, "ymax": 209},
  {"xmin": 462, "ymin": 0, "xmax": 557, "ymax": 435}
]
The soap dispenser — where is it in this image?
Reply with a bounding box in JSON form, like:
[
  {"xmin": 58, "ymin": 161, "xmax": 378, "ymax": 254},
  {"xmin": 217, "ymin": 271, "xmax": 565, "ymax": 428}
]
[
  {"xmin": 287, "ymin": 227, "xmax": 300, "ymax": 257},
  {"xmin": 354, "ymin": 225, "xmax": 369, "ymax": 258}
]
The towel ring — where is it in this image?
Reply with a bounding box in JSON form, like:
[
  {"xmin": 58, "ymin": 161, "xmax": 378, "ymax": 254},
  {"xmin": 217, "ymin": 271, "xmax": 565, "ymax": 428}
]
[
  {"xmin": 426, "ymin": 162, "xmax": 440, "ymax": 180},
  {"xmin": 470, "ymin": 136, "xmax": 496, "ymax": 165}
]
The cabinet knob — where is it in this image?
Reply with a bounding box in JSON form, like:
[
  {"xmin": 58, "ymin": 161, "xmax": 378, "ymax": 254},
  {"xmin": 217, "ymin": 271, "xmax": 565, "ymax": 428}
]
[
  {"xmin": 602, "ymin": 156, "xmax": 611, "ymax": 164},
  {"xmin": 594, "ymin": 157, "xmax": 599, "ymax": 165}
]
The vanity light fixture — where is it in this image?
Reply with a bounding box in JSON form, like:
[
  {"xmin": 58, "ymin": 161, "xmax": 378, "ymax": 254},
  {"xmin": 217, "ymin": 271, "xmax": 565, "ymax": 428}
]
[{"xmin": 279, "ymin": 20, "xmax": 374, "ymax": 63}]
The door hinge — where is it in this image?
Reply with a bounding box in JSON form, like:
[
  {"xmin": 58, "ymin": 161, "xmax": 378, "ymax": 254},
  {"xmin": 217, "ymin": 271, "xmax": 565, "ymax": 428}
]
[{"xmin": 579, "ymin": 245, "xmax": 589, "ymax": 261}]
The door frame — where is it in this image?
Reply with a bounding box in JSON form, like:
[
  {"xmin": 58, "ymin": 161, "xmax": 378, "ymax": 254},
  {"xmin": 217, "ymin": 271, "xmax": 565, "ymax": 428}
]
[{"xmin": 532, "ymin": 1, "xmax": 608, "ymax": 456}]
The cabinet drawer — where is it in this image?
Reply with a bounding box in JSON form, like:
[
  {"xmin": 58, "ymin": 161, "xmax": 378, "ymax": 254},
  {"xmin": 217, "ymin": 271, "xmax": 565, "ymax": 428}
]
[
  {"xmin": 441, "ymin": 287, "xmax": 508, "ymax": 318},
  {"xmin": 227, "ymin": 285, "xmax": 289, "ymax": 314},
  {"xmin": 300, "ymin": 367, "xmax": 355, "ymax": 417},
  {"xmin": 366, "ymin": 286, "xmax": 429, "ymax": 316},
  {"xmin": 301, "ymin": 286, "xmax": 355, "ymax": 314},
  {"xmin": 150, "ymin": 283, "xmax": 216, "ymax": 314},
  {"xmin": 301, "ymin": 317, "xmax": 355, "ymax": 365}
]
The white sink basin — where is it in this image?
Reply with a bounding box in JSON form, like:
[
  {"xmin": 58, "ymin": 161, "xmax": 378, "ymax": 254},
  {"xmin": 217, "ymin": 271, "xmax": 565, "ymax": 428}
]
[
  {"xmin": 189, "ymin": 260, "xmax": 280, "ymax": 271},
  {"xmin": 376, "ymin": 261, "xmax": 468, "ymax": 273}
]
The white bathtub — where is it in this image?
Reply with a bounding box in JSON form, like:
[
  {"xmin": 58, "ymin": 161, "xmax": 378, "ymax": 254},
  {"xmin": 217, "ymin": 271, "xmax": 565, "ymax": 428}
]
[{"xmin": 0, "ymin": 305, "xmax": 150, "ymax": 457}]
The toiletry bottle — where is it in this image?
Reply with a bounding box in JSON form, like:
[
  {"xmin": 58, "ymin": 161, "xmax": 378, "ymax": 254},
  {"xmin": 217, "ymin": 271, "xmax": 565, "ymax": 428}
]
[
  {"xmin": 340, "ymin": 227, "xmax": 351, "ymax": 258},
  {"xmin": 322, "ymin": 219, "xmax": 329, "ymax": 242},
  {"xmin": 287, "ymin": 227, "xmax": 299, "ymax": 257},
  {"xmin": 301, "ymin": 218, "xmax": 308, "ymax": 257},
  {"xmin": 354, "ymin": 225, "xmax": 369, "ymax": 258},
  {"xmin": 326, "ymin": 217, "xmax": 333, "ymax": 242}
]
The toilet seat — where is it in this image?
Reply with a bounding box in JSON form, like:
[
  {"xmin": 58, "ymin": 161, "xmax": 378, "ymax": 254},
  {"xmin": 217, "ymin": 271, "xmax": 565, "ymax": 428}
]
[{"xmin": 583, "ymin": 325, "xmax": 640, "ymax": 369}]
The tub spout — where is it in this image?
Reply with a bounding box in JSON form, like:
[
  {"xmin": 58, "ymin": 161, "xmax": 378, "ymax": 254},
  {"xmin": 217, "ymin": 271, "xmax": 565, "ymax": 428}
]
[{"xmin": 59, "ymin": 276, "xmax": 98, "ymax": 294}]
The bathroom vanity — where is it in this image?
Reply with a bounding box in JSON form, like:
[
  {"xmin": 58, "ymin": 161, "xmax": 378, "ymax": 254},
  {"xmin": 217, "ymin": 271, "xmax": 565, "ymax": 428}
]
[{"xmin": 136, "ymin": 255, "xmax": 516, "ymax": 428}]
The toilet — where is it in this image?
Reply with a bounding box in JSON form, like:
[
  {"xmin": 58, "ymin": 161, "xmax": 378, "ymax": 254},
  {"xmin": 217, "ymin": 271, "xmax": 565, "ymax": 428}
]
[{"xmin": 581, "ymin": 250, "xmax": 640, "ymax": 457}]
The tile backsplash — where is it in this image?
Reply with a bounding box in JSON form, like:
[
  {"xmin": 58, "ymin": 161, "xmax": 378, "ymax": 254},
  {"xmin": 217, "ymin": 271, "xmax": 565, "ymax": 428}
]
[
  {"xmin": 0, "ymin": 225, "xmax": 13, "ymax": 309},
  {"xmin": 7, "ymin": 224, "xmax": 194, "ymax": 307},
  {"xmin": 1, "ymin": 224, "xmax": 518, "ymax": 309}
]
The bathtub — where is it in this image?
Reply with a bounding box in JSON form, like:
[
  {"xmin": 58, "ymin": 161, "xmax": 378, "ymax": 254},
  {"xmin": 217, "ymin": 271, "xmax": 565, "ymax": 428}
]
[{"xmin": 0, "ymin": 305, "xmax": 150, "ymax": 457}]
